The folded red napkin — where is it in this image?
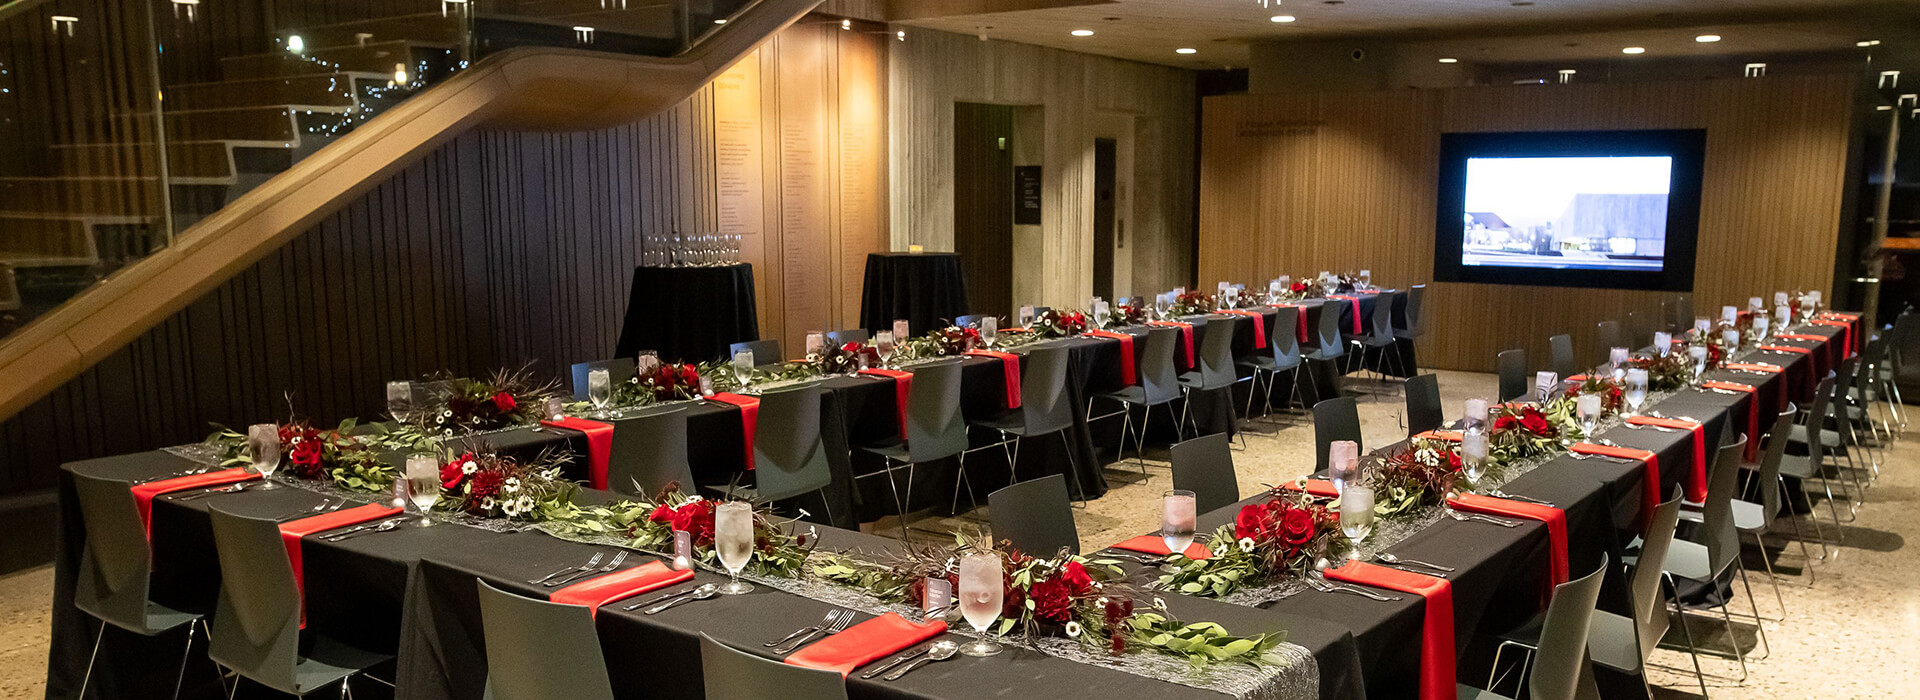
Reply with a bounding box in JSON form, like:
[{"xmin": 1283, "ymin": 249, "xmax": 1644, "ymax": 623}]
[
  {"xmin": 1110, "ymin": 534, "xmax": 1212, "ymax": 560},
  {"xmin": 1218, "ymin": 309, "xmax": 1267, "ymax": 349},
  {"xmin": 1818, "ymin": 312, "xmax": 1861, "ymax": 321},
  {"xmin": 1703, "ymin": 381, "xmax": 1762, "ymax": 460},
  {"xmin": 708, "ymin": 393, "xmax": 760, "ymax": 471},
  {"xmin": 1723, "ymin": 363, "xmax": 1782, "ymax": 373},
  {"xmin": 1808, "ymin": 319, "xmax": 1854, "ymax": 357},
  {"xmin": 1327, "ymin": 295, "xmax": 1364, "ymax": 334},
  {"xmin": 550, "ymin": 560, "xmax": 695, "ymax": 617},
  {"xmin": 859, "ymin": 368, "xmax": 914, "ymax": 440},
  {"xmin": 1413, "ymin": 430, "xmax": 1463, "ymax": 442},
  {"xmin": 1570, "ymin": 442, "xmax": 1661, "ymax": 528},
  {"xmin": 1626, "ymin": 416, "xmax": 1707, "ymax": 501},
  {"xmin": 1451, "ymin": 493, "xmax": 1567, "ymax": 602},
  {"xmin": 541, "ymin": 417, "xmax": 614, "ymax": 488},
  {"xmin": 1084, "ymin": 330, "xmax": 1137, "ymax": 386},
  {"xmin": 1273, "ymin": 303, "xmax": 1312, "ymax": 344},
  {"xmin": 130, "ymin": 468, "xmax": 260, "ymax": 536},
  {"xmin": 1774, "ymin": 333, "xmax": 1827, "ymax": 343},
  {"xmin": 785, "ymin": 612, "xmax": 948, "ymax": 677},
  {"xmin": 1325, "ymin": 562, "xmax": 1453, "ymax": 700},
  {"xmin": 1758, "ymin": 344, "xmax": 1812, "ymax": 355},
  {"xmin": 1564, "ymin": 374, "xmax": 1588, "ymax": 383},
  {"xmin": 280, "ymin": 503, "xmax": 402, "ymax": 624},
  {"xmin": 1146, "ymin": 320, "xmax": 1196, "ymax": 369},
  {"xmin": 1279, "ymin": 478, "xmax": 1340, "ymax": 499},
  {"xmin": 965, "ymin": 350, "xmax": 1024, "ymax": 409}
]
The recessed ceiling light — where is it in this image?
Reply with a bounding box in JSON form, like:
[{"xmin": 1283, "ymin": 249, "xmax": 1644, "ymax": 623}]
[
  {"xmin": 1176, "ymin": 48, "xmax": 1198, "ymax": 55},
  {"xmin": 1070, "ymin": 29, "xmax": 1094, "ymax": 36},
  {"xmin": 1622, "ymin": 46, "xmax": 1646, "ymax": 55},
  {"xmin": 712, "ymin": 18, "xmax": 726, "ymax": 24},
  {"xmin": 1270, "ymin": 15, "xmax": 1296, "ymax": 22},
  {"xmin": 1857, "ymin": 40, "xmax": 1881, "ymax": 47},
  {"xmin": 1437, "ymin": 58, "xmax": 1458, "ymax": 64},
  {"xmin": 1695, "ymin": 34, "xmax": 1720, "ymax": 43}
]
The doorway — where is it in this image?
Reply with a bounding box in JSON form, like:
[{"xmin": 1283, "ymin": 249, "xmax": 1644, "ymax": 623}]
[
  {"xmin": 1093, "ymin": 138, "xmax": 1118, "ymax": 300},
  {"xmin": 953, "ymin": 102, "xmax": 1014, "ymax": 318}
]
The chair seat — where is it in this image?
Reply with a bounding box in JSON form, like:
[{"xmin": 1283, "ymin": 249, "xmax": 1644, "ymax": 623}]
[
  {"xmin": 1776, "ymin": 453, "xmax": 1821, "ymax": 480},
  {"xmin": 1677, "ymin": 499, "xmax": 1769, "ymax": 532},
  {"xmin": 855, "ymin": 440, "xmax": 912, "ymax": 461},
  {"xmin": 1178, "ymin": 373, "xmax": 1244, "ymax": 392},
  {"xmin": 100, "ymin": 601, "xmax": 201, "ymax": 637},
  {"xmin": 1345, "ymin": 333, "xmax": 1396, "ymax": 348},
  {"xmin": 274, "ymin": 636, "xmax": 392, "ymax": 695},
  {"xmin": 1302, "ymin": 349, "xmax": 1344, "ymax": 362},
  {"xmin": 1494, "ymin": 610, "xmax": 1644, "ymax": 675},
  {"xmin": 1456, "ymin": 685, "xmax": 1515, "ymax": 700},
  {"xmin": 1661, "ymin": 538, "xmax": 1714, "ymax": 582},
  {"xmin": 1238, "ymin": 355, "xmax": 1300, "ymax": 373},
  {"xmin": 969, "ymin": 410, "xmax": 1058, "ymax": 437},
  {"xmin": 1098, "ymin": 384, "xmax": 1177, "ymax": 407},
  {"xmin": 1787, "ymin": 424, "xmax": 1843, "ymax": 449}
]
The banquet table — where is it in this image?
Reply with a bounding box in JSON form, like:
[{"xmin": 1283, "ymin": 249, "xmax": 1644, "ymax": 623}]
[
  {"xmin": 613, "ymin": 263, "xmax": 760, "ymax": 364},
  {"xmin": 860, "ymin": 253, "xmax": 970, "ymax": 337}
]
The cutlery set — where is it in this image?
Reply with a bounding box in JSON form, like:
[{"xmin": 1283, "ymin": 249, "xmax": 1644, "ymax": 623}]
[
  {"xmin": 1443, "ymin": 505, "xmax": 1520, "ymax": 528},
  {"xmin": 321, "ymin": 517, "xmax": 412, "ymax": 542},
  {"xmin": 1306, "ymin": 573, "xmax": 1402, "ymax": 601},
  {"xmin": 166, "ymin": 482, "xmax": 255, "ymax": 501},
  {"xmin": 1486, "ymin": 489, "xmax": 1554, "ymax": 507},
  {"xmin": 279, "ymin": 498, "xmax": 351, "ymax": 521},
  {"xmin": 135, "ymin": 465, "xmax": 219, "ymax": 484},
  {"xmin": 1373, "ymin": 552, "xmax": 1455, "ymax": 577},
  {"xmin": 769, "ymin": 609, "xmax": 853, "ymax": 652}
]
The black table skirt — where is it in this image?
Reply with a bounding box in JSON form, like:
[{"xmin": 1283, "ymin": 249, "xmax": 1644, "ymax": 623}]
[
  {"xmin": 614, "ymin": 263, "xmax": 760, "ymax": 364},
  {"xmin": 859, "ymin": 253, "xmax": 969, "ymax": 335}
]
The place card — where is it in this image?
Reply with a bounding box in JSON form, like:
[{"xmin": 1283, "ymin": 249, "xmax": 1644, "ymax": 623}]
[
  {"xmin": 673, "ymin": 530, "xmax": 693, "ymax": 570},
  {"xmin": 1693, "ymin": 318, "xmax": 1712, "ymax": 336},
  {"xmin": 1654, "ymin": 332, "xmax": 1672, "ymax": 355},
  {"xmin": 1721, "ymin": 306, "xmax": 1738, "ymax": 325},
  {"xmin": 545, "ymin": 398, "xmax": 565, "ymax": 421},
  {"xmin": 893, "ymin": 319, "xmax": 910, "ymax": 340},
  {"xmin": 1535, "ymin": 371, "xmax": 1558, "ymax": 402},
  {"xmin": 923, "ymin": 577, "xmax": 951, "ymax": 614},
  {"xmin": 1749, "ymin": 296, "xmax": 1764, "ymax": 312}
]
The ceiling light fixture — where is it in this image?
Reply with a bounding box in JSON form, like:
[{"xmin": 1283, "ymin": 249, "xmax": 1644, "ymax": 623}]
[
  {"xmin": 1270, "ymin": 15, "xmax": 1296, "ymax": 22},
  {"xmin": 712, "ymin": 18, "xmax": 726, "ymax": 24},
  {"xmin": 841, "ymin": 19, "xmax": 850, "ymax": 30},
  {"xmin": 1177, "ymin": 48, "xmax": 1198, "ymax": 55},
  {"xmin": 1071, "ymin": 29, "xmax": 1094, "ymax": 36},
  {"xmin": 1695, "ymin": 34, "xmax": 1720, "ymax": 43},
  {"xmin": 1856, "ymin": 40, "xmax": 1880, "ymax": 47},
  {"xmin": 1621, "ymin": 46, "xmax": 1645, "ymax": 55},
  {"xmin": 1437, "ymin": 57, "xmax": 1457, "ymax": 64}
]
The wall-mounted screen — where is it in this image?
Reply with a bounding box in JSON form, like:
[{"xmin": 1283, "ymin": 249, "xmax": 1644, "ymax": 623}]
[{"xmin": 1434, "ymin": 130, "xmax": 1705, "ymax": 291}]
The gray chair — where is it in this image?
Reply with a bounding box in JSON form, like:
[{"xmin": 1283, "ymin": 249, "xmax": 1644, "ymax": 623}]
[
  {"xmin": 988, "ymin": 474, "xmax": 1079, "ymax": 556},
  {"xmin": 1465, "ymin": 554, "xmax": 1607, "ymax": 700},
  {"xmin": 1393, "ymin": 284, "xmax": 1427, "ymax": 346},
  {"xmin": 206, "ymin": 506, "xmax": 392, "ymax": 697},
  {"xmin": 1497, "ymin": 349, "xmax": 1529, "ymax": 403},
  {"xmin": 1661, "ymin": 434, "xmax": 1767, "ymax": 681},
  {"xmin": 954, "ymin": 314, "xmax": 991, "ymax": 330},
  {"xmin": 1345, "ymin": 291, "xmax": 1406, "ymax": 380},
  {"xmin": 1594, "ymin": 321, "xmax": 1623, "ymax": 366},
  {"xmin": 728, "ymin": 339, "xmax": 783, "ymax": 367},
  {"xmin": 1624, "ymin": 310, "xmax": 1653, "ymax": 350},
  {"xmin": 1179, "ymin": 316, "xmax": 1254, "ymax": 440},
  {"xmin": 1093, "ymin": 327, "xmax": 1185, "ymax": 476},
  {"xmin": 1779, "ymin": 376, "xmax": 1856, "ymax": 535},
  {"xmin": 700, "ymin": 633, "xmax": 848, "ymax": 700},
  {"xmin": 70, "ymin": 470, "xmax": 218, "ymax": 700},
  {"xmin": 1726, "ymin": 406, "xmax": 1815, "ymax": 614},
  {"xmin": 856, "ymin": 359, "xmax": 967, "ymax": 538},
  {"xmin": 1671, "ymin": 295, "xmax": 1695, "ymax": 332},
  {"xmin": 1312, "ymin": 397, "xmax": 1361, "ymax": 474},
  {"xmin": 966, "ymin": 346, "xmax": 1084, "ymax": 505},
  {"xmin": 722, "ymin": 384, "xmax": 836, "ymax": 521},
  {"xmin": 1547, "ymin": 334, "xmax": 1576, "ymax": 380},
  {"xmin": 607, "ymin": 405, "xmax": 694, "ymax": 496},
  {"xmin": 1404, "ymin": 373, "xmax": 1444, "ymax": 437},
  {"xmin": 1170, "ymin": 433, "xmax": 1239, "ymax": 513},
  {"xmin": 476, "ymin": 580, "xmax": 615, "ymax": 700},
  {"xmin": 571, "ymin": 359, "xmax": 638, "ymax": 401},
  {"xmin": 1239, "ymin": 305, "xmax": 1305, "ymax": 415},
  {"xmin": 1301, "ymin": 302, "xmax": 1347, "ymax": 404}
]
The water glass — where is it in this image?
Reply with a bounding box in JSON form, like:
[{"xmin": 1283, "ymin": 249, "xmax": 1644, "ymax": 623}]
[
  {"xmin": 1338, "ymin": 486, "xmax": 1374, "ymax": 558},
  {"xmin": 958, "ymin": 552, "xmax": 1004, "ymax": 656},
  {"xmin": 1460, "ymin": 432, "xmax": 1489, "ymax": 492},
  {"xmin": 980, "ymin": 316, "xmax": 998, "ymax": 349},
  {"xmin": 1328, "ymin": 440, "xmax": 1360, "ymax": 495},
  {"xmin": 1162, "ymin": 490, "xmax": 1197, "ymax": 556},
  {"xmin": 1577, "ymin": 394, "xmax": 1602, "ymax": 435},
  {"xmin": 1754, "ymin": 316, "xmax": 1770, "ymax": 339},
  {"xmin": 588, "ymin": 368, "xmax": 612, "ymax": 417},
  {"xmin": 386, "ymin": 381, "xmax": 414, "ymax": 423},
  {"xmin": 893, "ymin": 319, "xmax": 911, "ymax": 342},
  {"xmin": 405, "ymin": 454, "xmax": 440, "ymax": 526},
  {"xmin": 1749, "ymin": 296, "xmax": 1764, "ymax": 313},
  {"xmin": 1609, "ymin": 347, "xmax": 1630, "ymax": 379},
  {"xmin": 732, "ymin": 350, "xmax": 755, "ymax": 391},
  {"xmin": 247, "ymin": 424, "xmax": 281, "ymax": 488},
  {"xmin": 1463, "ymin": 398, "xmax": 1488, "ymax": 431},
  {"xmin": 1653, "ymin": 332, "xmax": 1672, "ymax": 356},
  {"xmin": 805, "ymin": 331, "xmax": 826, "ymax": 358},
  {"xmin": 1624, "ymin": 368, "xmax": 1649, "ymax": 415},
  {"xmin": 875, "ymin": 331, "xmax": 895, "ymax": 369},
  {"xmin": 1688, "ymin": 345, "xmax": 1709, "ymax": 383},
  {"xmin": 1722, "ymin": 328, "xmax": 1741, "ymax": 349},
  {"xmin": 1018, "ymin": 306, "xmax": 1036, "ymax": 328},
  {"xmin": 715, "ymin": 502, "xmax": 756, "ymax": 594}
]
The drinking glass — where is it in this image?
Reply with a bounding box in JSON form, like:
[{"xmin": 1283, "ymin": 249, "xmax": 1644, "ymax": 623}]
[
  {"xmin": 1463, "ymin": 398, "xmax": 1488, "ymax": 431},
  {"xmin": 1693, "ymin": 317, "xmax": 1712, "ymax": 339},
  {"xmin": 715, "ymin": 502, "xmax": 756, "ymax": 594},
  {"xmin": 875, "ymin": 331, "xmax": 895, "ymax": 369},
  {"xmin": 1162, "ymin": 490, "xmax": 1197, "ymax": 556},
  {"xmin": 588, "ymin": 368, "xmax": 612, "ymax": 418},
  {"xmin": 405, "ymin": 454, "xmax": 441, "ymax": 526},
  {"xmin": 386, "ymin": 381, "xmax": 414, "ymax": 423},
  {"xmin": 893, "ymin": 319, "xmax": 911, "ymax": 342},
  {"xmin": 980, "ymin": 316, "xmax": 998, "ymax": 349},
  {"xmin": 1018, "ymin": 306, "xmax": 1036, "ymax": 328},
  {"xmin": 1460, "ymin": 431, "xmax": 1489, "ymax": 492},
  {"xmin": 957, "ymin": 551, "xmax": 1004, "ymax": 656},
  {"xmin": 805, "ymin": 331, "xmax": 826, "ymax": 358},
  {"xmin": 636, "ymin": 350, "xmax": 661, "ymax": 376},
  {"xmin": 1624, "ymin": 368, "xmax": 1649, "ymax": 415},
  {"xmin": 1577, "ymin": 394, "xmax": 1602, "ymax": 436},
  {"xmin": 732, "ymin": 350, "xmax": 755, "ymax": 391},
  {"xmin": 1653, "ymin": 332, "xmax": 1672, "ymax": 357},
  {"xmin": 247, "ymin": 424, "xmax": 281, "ymax": 488},
  {"xmin": 1721, "ymin": 328, "xmax": 1741, "ymax": 349},
  {"xmin": 1338, "ymin": 486, "xmax": 1374, "ymax": 558},
  {"xmin": 1754, "ymin": 316, "xmax": 1771, "ymax": 340},
  {"xmin": 1688, "ymin": 345, "xmax": 1709, "ymax": 384},
  {"xmin": 1609, "ymin": 347, "xmax": 1630, "ymax": 380},
  {"xmin": 1359, "ymin": 269, "xmax": 1372, "ymax": 289},
  {"xmin": 1092, "ymin": 300, "xmax": 1111, "ymax": 329},
  {"xmin": 1327, "ymin": 440, "xmax": 1360, "ymax": 495}
]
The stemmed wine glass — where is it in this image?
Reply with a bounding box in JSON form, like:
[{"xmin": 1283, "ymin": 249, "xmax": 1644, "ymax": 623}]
[
  {"xmin": 875, "ymin": 331, "xmax": 895, "ymax": 370},
  {"xmin": 1688, "ymin": 346, "xmax": 1709, "ymax": 386},
  {"xmin": 588, "ymin": 368, "xmax": 613, "ymax": 418},
  {"xmin": 1624, "ymin": 368, "xmax": 1649, "ymax": 416},
  {"xmin": 1609, "ymin": 348, "xmax": 1630, "ymax": 381},
  {"xmin": 1577, "ymin": 394, "xmax": 1601, "ymax": 437},
  {"xmin": 980, "ymin": 316, "xmax": 999, "ymax": 350},
  {"xmin": 1338, "ymin": 486, "xmax": 1374, "ymax": 559},
  {"xmin": 247, "ymin": 424, "xmax": 281, "ymax": 489},
  {"xmin": 1162, "ymin": 490, "xmax": 1197, "ymax": 557},
  {"xmin": 405, "ymin": 454, "xmax": 440, "ymax": 526},
  {"xmin": 386, "ymin": 381, "xmax": 414, "ymax": 424},
  {"xmin": 1460, "ymin": 431, "xmax": 1489, "ymax": 493},
  {"xmin": 958, "ymin": 551, "xmax": 1004, "ymax": 656},
  {"xmin": 1327, "ymin": 440, "xmax": 1359, "ymax": 496},
  {"xmin": 715, "ymin": 502, "xmax": 756, "ymax": 594},
  {"xmin": 732, "ymin": 350, "xmax": 756, "ymax": 393}
]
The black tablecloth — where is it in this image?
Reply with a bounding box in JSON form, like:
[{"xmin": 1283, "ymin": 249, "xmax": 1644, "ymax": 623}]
[
  {"xmin": 859, "ymin": 253, "xmax": 968, "ymax": 336},
  {"xmin": 614, "ymin": 264, "xmax": 759, "ymax": 364}
]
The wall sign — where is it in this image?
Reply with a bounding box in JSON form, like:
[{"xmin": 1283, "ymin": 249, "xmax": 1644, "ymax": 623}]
[{"xmin": 1014, "ymin": 165, "xmax": 1042, "ymax": 225}]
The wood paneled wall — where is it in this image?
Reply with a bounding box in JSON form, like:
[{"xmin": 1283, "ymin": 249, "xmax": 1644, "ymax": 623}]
[
  {"xmin": 1198, "ymin": 75, "xmax": 1857, "ymax": 373},
  {"xmin": 889, "ymin": 28, "xmax": 1196, "ymax": 311}
]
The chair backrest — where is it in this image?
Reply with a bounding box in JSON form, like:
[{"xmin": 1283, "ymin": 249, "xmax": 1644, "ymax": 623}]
[
  {"xmin": 571, "ymin": 358, "xmax": 638, "ymax": 400},
  {"xmin": 1313, "ymin": 302, "xmax": 1345, "ymax": 358},
  {"xmin": 1629, "ymin": 491, "xmax": 1684, "ymax": 662},
  {"xmin": 824, "ymin": 329, "xmax": 868, "ymax": 348},
  {"xmin": 206, "ymin": 505, "xmax": 303, "ymax": 693},
  {"xmin": 1527, "ymin": 553, "xmax": 1609, "ymax": 700},
  {"xmin": 477, "ymin": 580, "xmax": 616, "ymax": 700},
  {"xmin": 1268, "ymin": 306, "xmax": 1302, "ymax": 368},
  {"xmin": 1624, "ymin": 310, "xmax": 1651, "ymax": 349},
  {"xmin": 1803, "ymin": 375, "xmax": 1835, "ymax": 465},
  {"xmin": 1400, "ymin": 285, "xmax": 1427, "ymax": 337},
  {"xmin": 1753, "ymin": 405, "xmax": 1797, "ymax": 521},
  {"xmin": 1671, "ymin": 295, "xmax": 1694, "ymax": 332},
  {"xmin": 1368, "ymin": 291, "xmax": 1397, "ymax": 338},
  {"xmin": 1594, "ymin": 321, "xmax": 1622, "ymax": 365},
  {"xmin": 1137, "ymin": 326, "xmax": 1183, "ymax": 405},
  {"xmin": 1699, "ymin": 434, "xmax": 1749, "ymax": 572},
  {"xmin": 954, "ymin": 314, "xmax": 990, "ymax": 330},
  {"xmin": 728, "ymin": 339, "xmax": 782, "ymax": 366},
  {"xmin": 1312, "ymin": 397, "xmax": 1362, "ymax": 473},
  {"xmin": 70, "ymin": 470, "xmax": 156, "ymax": 632},
  {"xmin": 605, "ymin": 405, "xmax": 693, "ymax": 496},
  {"xmin": 1891, "ymin": 313, "xmax": 1920, "ymax": 377},
  {"xmin": 752, "ymin": 384, "xmax": 833, "ymax": 502},
  {"xmin": 1195, "ymin": 317, "xmax": 1238, "ymax": 390},
  {"xmin": 1018, "ymin": 346, "xmax": 1075, "ymax": 436},
  {"xmin": 1496, "ymin": 349, "xmax": 1529, "ymax": 402},
  {"xmin": 988, "ymin": 474, "xmax": 1079, "ymax": 556},
  {"xmin": 1170, "ymin": 433, "xmax": 1238, "ymax": 513},
  {"xmin": 1548, "ymin": 334, "xmax": 1576, "ymax": 380},
  {"xmin": 904, "ymin": 359, "xmax": 968, "ymax": 463},
  {"xmin": 700, "ymin": 633, "xmax": 848, "ymax": 700},
  {"xmin": 1404, "ymin": 374, "xmax": 1444, "ymax": 437}
]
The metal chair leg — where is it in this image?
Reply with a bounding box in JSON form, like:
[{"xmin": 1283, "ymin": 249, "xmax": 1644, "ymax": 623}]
[
  {"xmin": 170, "ymin": 619, "xmax": 199, "ymax": 700},
  {"xmin": 78, "ymin": 620, "xmax": 103, "ymax": 700}
]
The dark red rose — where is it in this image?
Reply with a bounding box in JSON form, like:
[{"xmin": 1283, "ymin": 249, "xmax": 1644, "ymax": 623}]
[
  {"xmin": 670, "ymin": 500, "xmax": 717, "ymax": 544},
  {"xmin": 467, "ymin": 469, "xmax": 505, "ymax": 502},
  {"xmin": 1520, "ymin": 412, "xmax": 1554, "ymax": 436},
  {"xmin": 648, "ymin": 502, "xmax": 675, "ymax": 524},
  {"xmin": 1061, "ymin": 561, "xmax": 1093, "ymax": 594},
  {"xmin": 1001, "ymin": 578, "xmax": 1026, "ymax": 618},
  {"xmin": 1234, "ymin": 502, "xmax": 1274, "ymax": 542},
  {"xmin": 1028, "ymin": 576, "xmax": 1075, "ymax": 623},
  {"xmin": 680, "ymin": 364, "xmax": 700, "ymax": 385},
  {"xmin": 491, "ymin": 392, "xmax": 517, "ymax": 414},
  {"xmin": 1278, "ymin": 506, "xmax": 1317, "ymax": 553},
  {"xmin": 1445, "ymin": 450, "xmax": 1464, "ymax": 472},
  {"xmin": 1493, "ymin": 415, "xmax": 1517, "ymax": 432}
]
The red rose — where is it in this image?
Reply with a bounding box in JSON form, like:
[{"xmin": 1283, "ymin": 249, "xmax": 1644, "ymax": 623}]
[
  {"xmin": 648, "ymin": 503, "xmax": 675, "ymax": 525},
  {"xmin": 1028, "ymin": 576, "xmax": 1075, "ymax": 623},
  {"xmin": 439, "ymin": 460, "xmax": 466, "ymax": 490},
  {"xmin": 841, "ymin": 342, "xmax": 862, "ymax": 354},
  {"xmin": 1493, "ymin": 415, "xmax": 1517, "ymax": 432},
  {"xmin": 491, "ymin": 392, "xmax": 518, "ymax": 413},
  {"xmin": 1234, "ymin": 502, "xmax": 1274, "ymax": 541},
  {"xmin": 467, "ymin": 469, "xmax": 505, "ymax": 502},
  {"xmin": 1445, "ymin": 451, "xmax": 1463, "ymax": 472},
  {"xmin": 680, "ymin": 364, "xmax": 700, "ymax": 385},
  {"xmin": 1061, "ymin": 561, "xmax": 1093, "ymax": 593},
  {"xmin": 1278, "ymin": 506, "xmax": 1317, "ymax": 554},
  {"xmin": 1520, "ymin": 413, "xmax": 1553, "ymax": 436},
  {"xmin": 671, "ymin": 500, "xmax": 717, "ymax": 544}
]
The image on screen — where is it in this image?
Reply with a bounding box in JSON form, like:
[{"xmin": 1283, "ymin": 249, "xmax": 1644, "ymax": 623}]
[{"xmin": 1459, "ymin": 155, "xmax": 1674, "ymax": 272}]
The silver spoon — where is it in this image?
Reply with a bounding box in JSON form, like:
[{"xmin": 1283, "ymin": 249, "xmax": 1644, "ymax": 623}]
[
  {"xmin": 644, "ymin": 585, "xmax": 718, "ymax": 614},
  {"xmin": 1444, "ymin": 506, "xmax": 1519, "ymax": 528},
  {"xmin": 1375, "ymin": 552, "xmax": 1455, "ymax": 572},
  {"xmin": 1487, "ymin": 489, "xmax": 1555, "ymax": 507},
  {"xmin": 173, "ymin": 482, "xmax": 253, "ymax": 501},
  {"xmin": 326, "ymin": 517, "xmax": 407, "ymax": 541},
  {"xmin": 861, "ymin": 644, "xmax": 931, "ymax": 679},
  {"xmin": 628, "ymin": 583, "xmax": 719, "ymax": 612},
  {"xmin": 884, "ymin": 640, "xmax": 959, "ymax": 681}
]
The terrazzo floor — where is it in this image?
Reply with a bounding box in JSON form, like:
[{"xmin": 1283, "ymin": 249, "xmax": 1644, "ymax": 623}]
[{"xmin": 3, "ymin": 369, "xmax": 1916, "ymax": 698}]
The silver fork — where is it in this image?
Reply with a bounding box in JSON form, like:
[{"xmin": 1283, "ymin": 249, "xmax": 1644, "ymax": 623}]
[
  {"xmin": 171, "ymin": 483, "xmax": 253, "ymax": 501},
  {"xmin": 775, "ymin": 609, "xmax": 853, "ymax": 653},
  {"xmin": 766, "ymin": 610, "xmax": 842, "ymax": 648},
  {"xmin": 1306, "ymin": 576, "xmax": 1402, "ymax": 601},
  {"xmin": 1444, "ymin": 505, "xmax": 1520, "ymax": 528},
  {"xmin": 1487, "ymin": 489, "xmax": 1555, "ymax": 507},
  {"xmin": 531, "ymin": 552, "xmax": 604, "ymax": 585},
  {"xmin": 549, "ymin": 551, "xmax": 626, "ymax": 587}
]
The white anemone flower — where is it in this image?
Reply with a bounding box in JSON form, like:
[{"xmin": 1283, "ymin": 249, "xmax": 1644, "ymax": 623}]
[
  {"xmin": 1238, "ymin": 537, "xmax": 1257, "ymax": 553},
  {"xmin": 1065, "ymin": 621, "xmax": 1082, "ymax": 637},
  {"xmin": 504, "ymin": 477, "xmax": 521, "ymax": 493}
]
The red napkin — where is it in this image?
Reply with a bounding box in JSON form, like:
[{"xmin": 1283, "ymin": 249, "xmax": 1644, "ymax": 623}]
[
  {"xmin": 708, "ymin": 393, "xmax": 760, "ymax": 471},
  {"xmin": 1325, "ymin": 561, "xmax": 1453, "ymax": 700},
  {"xmin": 1327, "ymin": 295, "xmax": 1364, "ymax": 334},
  {"xmin": 965, "ymin": 350, "xmax": 1024, "ymax": 409},
  {"xmin": 1218, "ymin": 309, "xmax": 1267, "ymax": 349},
  {"xmin": 1274, "ymin": 303, "xmax": 1312, "ymax": 344},
  {"xmin": 1775, "ymin": 333, "xmax": 1827, "ymax": 343},
  {"xmin": 1085, "ymin": 330, "xmax": 1137, "ymax": 386},
  {"xmin": 1413, "ymin": 430, "xmax": 1463, "ymax": 442},
  {"xmin": 1451, "ymin": 493, "xmax": 1567, "ymax": 602},
  {"xmin": 1570, "ymin": 442, "xmax": 1661, "ymax": 528},
  {"xmin": 1146, "ymin": 320, "xmax": 1196, "ymax": 369},
  {"xmin": 280, "ymin": 504, "xmax": 402, "ymax": 624},
  {"xmin": 1808, "ymin": 319, "xmax": 1854, "ymax": 357},
  {"xmin": 130, "ymin": 468, "xmax": 260, "ymax": 536},
  {"xmin": 1758, "ymin": 344, "xmax": 1812, "ymax": 355},
  {"xmin": 1724, "ymin": 363, "xmax": 1782, "ymax": 373},
  {"xmin": 550, "ymin": 560, "xmax": 695, "ymax": 617},
  {"xmin": 1818, "ymin": 312, "xmax": 1861, "ymax": 321},
  {"xmin": 1279, "ymin": 479, "xmax": 1340, "ymax": 499},
  {"xmin": 541, "ymin": 417, "xmax": 614, "ymax": 489},
  {"xmin": 1703, "ymin": 381, "xmax": 1762, "ymax": 460},
  {"xmin": 1110, "ymin": 534, "xmax": 1212, "ymax": 560},
  {"xmin": 1626, "ymin": 416, "xmax": 1707, "ymax": 501},
  {"xmin": 785, "ymin": 612, "xmax": 948, "ymax": 677},
  {"xmin": 1564, "ymin": 374, "xmax": 1589, "ymax": 383},
  {"xmin": 859, "ymin": 368, "xmax": 914, "ymax": 440}
]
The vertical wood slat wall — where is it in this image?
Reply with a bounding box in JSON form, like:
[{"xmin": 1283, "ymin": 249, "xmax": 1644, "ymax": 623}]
[{"xmin": 1197, "ymin": 75, "xmax": 1857, "ymax": 373}]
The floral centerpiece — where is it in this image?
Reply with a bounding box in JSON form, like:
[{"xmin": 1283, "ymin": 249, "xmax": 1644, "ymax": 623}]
[
  {"xmin": 1107, "ymin": 301, "xmax": 1148, "ymax": 327},
  {"xmin": 437, "ymin": 446, "xmax": 580, "ymax": 521},
  {"xmin": 1488, "ymin": 403, "xmax": 1565, "ymax": 461},
  {"xmin": 413, "ymin": 367, "xmax": 561, "ymax": 435},
  {"xmin": 896, "ymin": 325, "xmax": 981, "ymax": 361},
  {"xmin": 563, "ymin": 483, "xmax": 813, "ymax": 578},
  {"xmin": 1026, "ymin": 309, "xmax": 1089, "ymax": 338},
  {"xmin": 1274, "ymin": 278, "xmax": 1325, "ymax": 302},
  {"xmin": 627, "ymin": 361, "xmax": 704, "ymax": 402},
  {"xmin": 1626, "ymin": 351, "xmax": 1692, "ymax": 392},
  {"xmin": 207, "ymin": 417, "xmax": 400, "ymax": 491},
  {"xmin": 1565, "ymin": 374, "xmax": 1626, "ymax": 416},
  {"xmin": 1369, "ymin": 438, "xmax": 1463, "ymax": 518},
  {"xmin": 1168, "ymin": 291, "xmax": 1217, "ymax": 317},
  {"xmin": 1156, "ymin": 487, "xmax": 1345, "ymax": 599}
]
